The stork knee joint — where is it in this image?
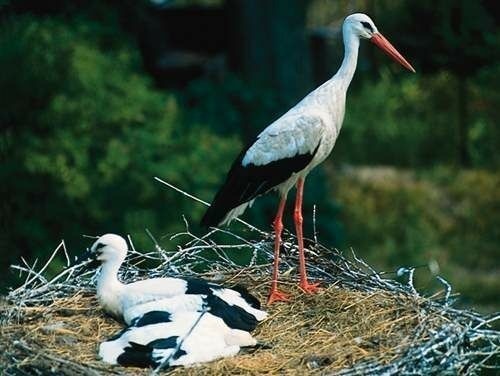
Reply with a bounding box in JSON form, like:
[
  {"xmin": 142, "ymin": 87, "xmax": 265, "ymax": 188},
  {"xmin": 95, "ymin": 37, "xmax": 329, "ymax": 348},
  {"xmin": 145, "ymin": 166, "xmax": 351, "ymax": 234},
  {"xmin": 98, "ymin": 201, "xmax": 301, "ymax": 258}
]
[
  {"xmin": 293, "ymin": 211, "xmax": 303, "ymax": 225},
  {"xmin": 273, "ymin": 220, "xmax": 283, "ymax": 232}
]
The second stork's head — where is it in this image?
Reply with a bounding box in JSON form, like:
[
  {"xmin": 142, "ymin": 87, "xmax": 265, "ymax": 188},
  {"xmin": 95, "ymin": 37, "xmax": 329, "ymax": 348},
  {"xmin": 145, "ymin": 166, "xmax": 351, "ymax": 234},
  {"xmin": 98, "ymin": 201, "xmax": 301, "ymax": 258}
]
[
  {"xmin": 343, "ymin": 13, "xmax": 415, "ymax": 73},
  {"xmin": 89, "ymin": 234, "xmax": 128, "ymax": 266}
]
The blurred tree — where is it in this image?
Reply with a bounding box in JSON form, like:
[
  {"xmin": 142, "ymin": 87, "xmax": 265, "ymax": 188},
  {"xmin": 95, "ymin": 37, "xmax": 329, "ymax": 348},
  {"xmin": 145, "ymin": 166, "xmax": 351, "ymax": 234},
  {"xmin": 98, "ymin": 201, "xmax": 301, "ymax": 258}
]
[
  {"xmin": 338, "ymin": 71, "xmax": 459, "ymax": 167},
  {"xmin": 372, "ymin": 0, "xmax": 499, "ymax": 167},
  {"xmin": 332, "ymin": 166, "xmax": 500, "ymax": 311},
  {"xmin": 0, "ymin": 15, "xmax": 239, "ymax": 286},
  {"xmin": 226, "ymin": 0, "xmax": 313, "ymax": 129}
]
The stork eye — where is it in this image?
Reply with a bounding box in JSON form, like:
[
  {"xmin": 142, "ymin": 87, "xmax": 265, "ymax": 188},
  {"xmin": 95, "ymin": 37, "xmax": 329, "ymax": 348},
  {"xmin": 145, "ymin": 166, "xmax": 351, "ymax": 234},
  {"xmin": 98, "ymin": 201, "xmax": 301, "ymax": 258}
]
[
  {"xmin": 361, "ymin": 21, "xmax": 373, "ymax": 32},
  {"xmin": 94, "ymin": 242, "xmax": 106, "ymax": 252}
]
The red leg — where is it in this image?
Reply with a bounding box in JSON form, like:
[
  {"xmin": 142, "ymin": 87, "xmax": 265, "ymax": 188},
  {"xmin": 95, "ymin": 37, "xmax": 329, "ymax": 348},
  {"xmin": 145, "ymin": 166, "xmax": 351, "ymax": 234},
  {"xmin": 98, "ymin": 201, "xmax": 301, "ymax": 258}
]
[
  {"xmin": 267, "ymin": 196, "xmax": 290, "ymax": 304},
  {"xmin": 294, "ymin": 178, "xmax": 320, "ymax": 294}
]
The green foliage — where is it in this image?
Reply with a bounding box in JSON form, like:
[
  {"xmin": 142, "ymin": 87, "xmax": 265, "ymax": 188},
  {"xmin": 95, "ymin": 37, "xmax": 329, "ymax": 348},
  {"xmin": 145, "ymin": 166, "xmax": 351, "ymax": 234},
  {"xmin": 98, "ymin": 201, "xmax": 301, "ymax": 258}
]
[
  {"xmin": 333, "ymin": 166, "xmax": 500, "ymax": 311},
  {"xmin": 178, "ymin": 74, "xmax": 282, "ymax": 139},
  {"xmin": 336, "ymin": 68, "xmax": 500, "ymax": 169},
  {"xmin": 0, "ymin": 16, "xmax": 240, "ymax": 283},
  {"xmin": 429, "ymin": 168, "xmax": 500, "ymax": 270},
  {"xmin": 335, "ymin": 167, "xmax": 445, "ymax": 267},
  {"xmin": 469, "ymin": 64, "xmax": 500, "ymax": 167}
]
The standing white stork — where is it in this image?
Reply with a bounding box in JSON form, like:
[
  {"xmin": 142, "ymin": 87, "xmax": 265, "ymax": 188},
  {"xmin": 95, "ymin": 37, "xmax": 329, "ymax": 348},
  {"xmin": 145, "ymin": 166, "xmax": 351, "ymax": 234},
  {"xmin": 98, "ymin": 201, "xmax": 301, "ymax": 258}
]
[{"xmin": 201, "ymin": 13, "xmax": 415, "ymax": 304}]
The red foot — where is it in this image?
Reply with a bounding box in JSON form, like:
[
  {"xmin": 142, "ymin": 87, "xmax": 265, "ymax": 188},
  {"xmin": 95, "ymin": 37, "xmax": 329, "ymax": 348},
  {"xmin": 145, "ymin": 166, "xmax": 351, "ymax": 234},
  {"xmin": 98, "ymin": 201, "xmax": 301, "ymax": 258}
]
[
  {"xmin": 299, "ymin": 281, "xmax": 321, "ymax": 294},
  {"xmin": 267, "ymin": 289, "xmax": 290, "ymax": 304}
]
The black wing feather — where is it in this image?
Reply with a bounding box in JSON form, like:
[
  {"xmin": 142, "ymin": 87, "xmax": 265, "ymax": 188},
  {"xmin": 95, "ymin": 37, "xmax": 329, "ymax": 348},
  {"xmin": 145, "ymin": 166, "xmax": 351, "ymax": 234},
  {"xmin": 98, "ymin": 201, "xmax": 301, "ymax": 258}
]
[
  {"xmin": 132, "ymin": 311, "xmax": 172, "ymax": 327},
  {"xmin": 116, "ymin": 337, "xmax": 184, "ymax": 368},
  {"xmin": 229, "ymin": 284, "xmax": 261, "ymax": 309},
  {"xmin": 201, "ymin": 140, "xmax": 321, "ymax": 227},
  {"xmin": 204, "ymin": 294, "xmax": 258, "ymax": 332}
]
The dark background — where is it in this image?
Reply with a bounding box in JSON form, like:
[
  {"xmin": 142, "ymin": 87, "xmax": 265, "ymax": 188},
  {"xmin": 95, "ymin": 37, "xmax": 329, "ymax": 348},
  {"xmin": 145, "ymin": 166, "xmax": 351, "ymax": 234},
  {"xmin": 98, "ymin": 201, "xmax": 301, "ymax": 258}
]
[{"xmin": 1, "ymin": 0, "xmax": 499, "ymax": 312}]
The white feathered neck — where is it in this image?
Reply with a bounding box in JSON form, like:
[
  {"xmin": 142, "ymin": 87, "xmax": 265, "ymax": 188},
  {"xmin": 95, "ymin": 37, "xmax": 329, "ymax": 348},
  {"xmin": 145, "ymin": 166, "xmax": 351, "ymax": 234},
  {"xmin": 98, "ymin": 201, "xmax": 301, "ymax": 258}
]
[{"xmin": 96, "ymin": 258, "xmax": 126, "ymax": 319}]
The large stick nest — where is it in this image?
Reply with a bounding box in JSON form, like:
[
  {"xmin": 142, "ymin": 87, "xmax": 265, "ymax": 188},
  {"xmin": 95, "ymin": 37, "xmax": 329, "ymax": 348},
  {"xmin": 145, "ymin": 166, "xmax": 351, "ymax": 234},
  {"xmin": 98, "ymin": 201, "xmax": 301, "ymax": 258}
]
[{"xmin": 1, "ymin": 183, "xmax": 499, "ymax": 375}]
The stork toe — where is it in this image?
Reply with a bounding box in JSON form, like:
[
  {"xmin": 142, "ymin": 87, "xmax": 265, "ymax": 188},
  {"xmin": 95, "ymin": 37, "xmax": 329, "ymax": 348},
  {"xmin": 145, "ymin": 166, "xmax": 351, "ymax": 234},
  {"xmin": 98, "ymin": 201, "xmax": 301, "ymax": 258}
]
[
  {"xmin": 267, "ymin": 289, "xmax": 290, "ymax": 304},
  {"xmin": 299, "ymin": 281, "xmax": 321, "ymax": 295}
]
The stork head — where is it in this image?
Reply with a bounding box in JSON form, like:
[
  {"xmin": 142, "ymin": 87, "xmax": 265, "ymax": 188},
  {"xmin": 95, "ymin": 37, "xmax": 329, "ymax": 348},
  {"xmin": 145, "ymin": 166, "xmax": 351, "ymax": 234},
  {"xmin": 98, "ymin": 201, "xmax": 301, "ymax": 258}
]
[
  {"xmin": 344, "ymin": 13, "xmax": 379, "ymax": 39},
  {"xmin": 89, "ymin": 234, "xmax": 128, "ymax": 265},
  {"xmin": 344, "ymin": 13, "xmax": 415, "ymax": 73}
]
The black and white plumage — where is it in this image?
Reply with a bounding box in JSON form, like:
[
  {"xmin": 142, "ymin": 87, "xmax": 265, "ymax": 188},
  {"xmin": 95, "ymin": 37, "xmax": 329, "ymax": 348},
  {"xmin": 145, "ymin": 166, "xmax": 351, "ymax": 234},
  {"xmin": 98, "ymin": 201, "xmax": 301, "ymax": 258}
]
[
  {"xmin": 122, "ymin": 281, "xmax": 264, "ymax": 332},
  {"xmin": 99, "ymin": 310, "xmax": 258, "ymax": 368},
  {"xmin": 201, "ymin": 135, "xmax": 322, "ymax": 227},
  {"xmin": 84, "ymin": 234, "xmax": 267, "ymax": 330},
  {"xmin": 201, "ymin": 13, "xmax": 415, "ymax": 304}
]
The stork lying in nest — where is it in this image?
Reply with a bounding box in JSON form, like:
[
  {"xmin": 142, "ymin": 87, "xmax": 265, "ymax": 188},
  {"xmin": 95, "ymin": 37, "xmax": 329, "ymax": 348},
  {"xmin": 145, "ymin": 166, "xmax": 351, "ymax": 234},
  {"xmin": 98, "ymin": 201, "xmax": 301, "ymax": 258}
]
[{"xmin": 83, "ymin": 234, "xmax": 268, "ymax": 368}]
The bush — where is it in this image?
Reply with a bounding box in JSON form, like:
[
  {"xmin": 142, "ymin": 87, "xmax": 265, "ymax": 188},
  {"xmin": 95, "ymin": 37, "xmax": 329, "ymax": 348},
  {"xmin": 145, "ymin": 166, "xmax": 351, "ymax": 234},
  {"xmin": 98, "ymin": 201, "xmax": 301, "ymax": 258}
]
[
  {"xmin": 179, "ymin": 74, "xmax": 281, "ymax": 139},
  {"xmin": 0, "ymin": 16, "xmax": 240, "ymax": 285},
  {"xmin": 333, "ymin": 167, "xmax": 446, "ymax": 267},
  {"xmin": 469, "ymin": 64, "xmax": 500, "ymax": 167},
  {"xmin": 332, "ymin": 166, "xmax": 500, "ymax": 311},
  {"xmin": 336, "ymin": 68, "xmax": 500, "ymax": 169},
  {"xmin": 428, "ymin": 168, "xmax": 500, "ymax": 270}
]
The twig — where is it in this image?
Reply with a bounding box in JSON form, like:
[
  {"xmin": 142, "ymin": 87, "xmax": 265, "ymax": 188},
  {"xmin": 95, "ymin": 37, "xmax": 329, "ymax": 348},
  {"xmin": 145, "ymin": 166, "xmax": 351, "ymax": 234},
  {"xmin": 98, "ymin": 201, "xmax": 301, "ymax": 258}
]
[
  {"xmin": 436, "ymin": 276, "xmax": 452, "ymax": 305},
  {"xmin": 154, "ymin": 176, "xmax": 266, "ymax": 235}
]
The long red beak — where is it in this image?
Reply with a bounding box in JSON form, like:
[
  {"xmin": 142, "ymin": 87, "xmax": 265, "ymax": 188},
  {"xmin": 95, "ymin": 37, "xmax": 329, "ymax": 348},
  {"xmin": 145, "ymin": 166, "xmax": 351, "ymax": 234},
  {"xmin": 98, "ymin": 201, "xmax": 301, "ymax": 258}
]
[{"xmin": 370, "ymin": 32, "xmax": 416, "ymax": 73}]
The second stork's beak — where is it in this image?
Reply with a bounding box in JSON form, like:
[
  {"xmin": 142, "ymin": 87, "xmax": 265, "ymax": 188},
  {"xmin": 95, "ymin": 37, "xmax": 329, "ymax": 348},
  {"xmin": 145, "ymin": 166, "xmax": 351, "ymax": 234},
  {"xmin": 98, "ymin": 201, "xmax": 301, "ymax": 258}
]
[
  {"xmin": 77, "ymin": 248, "xmax": 96, "ymax": 263},
  {"xmin": 370, "ymin": 32, "xmax": 416, "ymax": 73},
  {"xmin": 71, "ymin": 247, "xmax": 100, "ymax": 275}
]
